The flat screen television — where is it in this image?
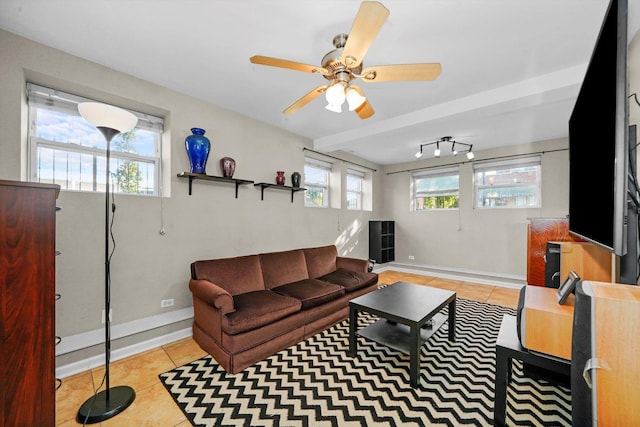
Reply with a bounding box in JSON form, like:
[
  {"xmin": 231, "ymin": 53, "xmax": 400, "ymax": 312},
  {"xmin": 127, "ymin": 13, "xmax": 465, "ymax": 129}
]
[{"xmin": 568, "ymin": 0, "xmax": 629, "ymax": 256}]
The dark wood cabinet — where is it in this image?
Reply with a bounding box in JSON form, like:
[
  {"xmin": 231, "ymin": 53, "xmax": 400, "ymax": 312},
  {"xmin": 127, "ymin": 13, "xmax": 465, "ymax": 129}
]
[
  {"xmin": 526, "ymin": 218, "xmax": 583, "ymax": 286},
  {"xmin": 369, "ymin": 220, "xmax": 395, "ymax": 264},
  {"xmin": 0, "ymin": 180, "xmax": 59, "ymax": 427}
]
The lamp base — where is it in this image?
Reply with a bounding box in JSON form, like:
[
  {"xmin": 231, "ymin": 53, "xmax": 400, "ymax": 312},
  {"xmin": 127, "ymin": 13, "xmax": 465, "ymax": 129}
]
[{"xmin": 77, "ymin": 385, "xmax": 136, "ymax": 424}]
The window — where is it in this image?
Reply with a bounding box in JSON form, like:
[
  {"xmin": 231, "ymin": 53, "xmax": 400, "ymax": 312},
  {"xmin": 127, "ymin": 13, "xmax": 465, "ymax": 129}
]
[
  {"xmin": 413, "ymin": 167, "xmax": 459, "ymax": 210},
  {"xmin": 27, "ymin": 83, "xmax": 164, "ymax": 195},
  {"xmin": 473, "ymin": 156, "xmax": 541, "ymax": 208},
  {"xmin": 346, "ymin": 169, "xmax": 364, "ymax": 210},
  {"xmin": 304, "ymin": 158, "xmax": 331, "ymax": 207}
]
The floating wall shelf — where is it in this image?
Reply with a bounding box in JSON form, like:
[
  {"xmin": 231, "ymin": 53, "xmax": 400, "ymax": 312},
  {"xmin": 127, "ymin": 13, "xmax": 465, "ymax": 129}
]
[
  {"xmin": 177, "ymin": 172, "xmax": 254, "ymax": 198},
  {"xmin": 254, "ymin": 183, "xmax": 307, "ymax": 203}
]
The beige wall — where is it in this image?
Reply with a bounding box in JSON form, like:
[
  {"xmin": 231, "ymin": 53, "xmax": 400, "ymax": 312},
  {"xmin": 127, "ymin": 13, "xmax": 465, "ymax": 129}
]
[{"xmin": 0, "ymin": 30, "xmax": 380, "ymax": 365}]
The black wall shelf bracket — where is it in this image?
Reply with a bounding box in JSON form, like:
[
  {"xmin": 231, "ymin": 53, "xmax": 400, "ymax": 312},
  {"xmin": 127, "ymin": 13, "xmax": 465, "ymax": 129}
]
[
  {"xmin": 254, "ymin": 183, "xmax": 307, "ymax": 203},
  {"xmin": 177, "ymin": 172, "xmax": 254, "ymax": 198}
]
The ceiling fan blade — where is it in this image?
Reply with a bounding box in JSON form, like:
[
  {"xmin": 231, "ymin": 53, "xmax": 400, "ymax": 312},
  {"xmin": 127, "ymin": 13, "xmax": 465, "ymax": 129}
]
[
  {"xmin": 360, "ymin": 63, "xmax": 442, "ymax": 82},
  {"xmin": 250, "ymin": 55, "xmax": 328, "ymax": 75},
  {"xmin": 351, "ymin": 85, "xmax": 374, "ymax": 119},
  {"xmin": 283, "ymin": 85, "xmax": 328, "ymax": 115},
  {"xmin": 341, "ymin": 1, "xmax": 389, "ymax": 68}
]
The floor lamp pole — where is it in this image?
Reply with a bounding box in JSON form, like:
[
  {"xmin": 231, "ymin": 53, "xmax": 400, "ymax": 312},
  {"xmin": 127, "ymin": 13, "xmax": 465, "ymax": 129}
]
[{"xmin": 76, "ymin": 114, "xmax": 136, "ymax": 423}]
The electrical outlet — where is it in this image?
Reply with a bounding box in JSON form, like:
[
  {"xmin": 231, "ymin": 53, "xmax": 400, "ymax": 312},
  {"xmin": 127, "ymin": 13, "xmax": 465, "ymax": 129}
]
[
  {"xmin": 101, "ymin": 309, "xmax": 112, "ymax": 324},
  {"xmin": 408, "ymin": 255, "xmax": 415, "ymax": 260},
  {"xmin": 161, "ymin": 298, "xmax": 174, "ymax": 308}
]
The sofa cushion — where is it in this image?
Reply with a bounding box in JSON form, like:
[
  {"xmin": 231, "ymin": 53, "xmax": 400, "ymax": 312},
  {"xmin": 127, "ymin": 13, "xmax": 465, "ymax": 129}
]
[
  {"xmin": 191, "ymin": 255, "xmax": 265, "ymax": 296},
  {"xmin": 272, "ymin": 279, "xmax": 345, "ymax": 309},
  {"xmin": 260, "ymin": 249, "xmax": 309, "ymax": 289},
  {"xmin": 303, "ymin": 245, "xmax": 338, "ymax": 278},
  {"xmin": 317, "ymin": 268, "xmax": 378, "ymax": 292},
  {"xmin": 222, "ymin": 290, "xmax": 301, "ymax": 335}
]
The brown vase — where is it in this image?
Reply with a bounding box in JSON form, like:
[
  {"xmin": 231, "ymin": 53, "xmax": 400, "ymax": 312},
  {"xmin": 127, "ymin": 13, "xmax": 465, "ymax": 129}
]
[
  {"xmin": 220, "ymin": 157, "xmax": 235, "ymax": 178},
  {"xmin": 276, "ymin": 171, "xmax": 285, "ymax": 185}
]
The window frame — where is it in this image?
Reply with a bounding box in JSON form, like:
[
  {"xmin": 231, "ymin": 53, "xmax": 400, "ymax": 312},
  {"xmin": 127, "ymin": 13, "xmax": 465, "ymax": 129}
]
[
  {"xmin": 473, "ymin": 156, "xmax": 542, "ymax": 209},
  {"xmin": 346, "ymin": 168, "xmax": 365, "ymax": 210},
  {"xmin": 26, "ymin": 83, "xmax": 164, "ymax": 196},
  {"xmin": 412, "ymin": 166, "xmax": 460, "ymax": 211},
  {"xmin": 304, "ymin": 157, "xmax": 332, "ymax": 208}
]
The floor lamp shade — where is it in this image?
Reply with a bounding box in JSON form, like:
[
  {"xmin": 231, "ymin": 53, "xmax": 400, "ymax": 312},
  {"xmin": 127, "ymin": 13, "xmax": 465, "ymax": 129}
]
[{"xmin": 78, "ymin": 102, "xmax": 138, "ymax": 134}]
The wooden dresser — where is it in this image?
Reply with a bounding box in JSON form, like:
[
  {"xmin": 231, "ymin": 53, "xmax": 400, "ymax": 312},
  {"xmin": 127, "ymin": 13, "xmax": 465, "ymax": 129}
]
[{"xmin": 0, "ymin": 180, "xmax": 60, "ymax": 426}]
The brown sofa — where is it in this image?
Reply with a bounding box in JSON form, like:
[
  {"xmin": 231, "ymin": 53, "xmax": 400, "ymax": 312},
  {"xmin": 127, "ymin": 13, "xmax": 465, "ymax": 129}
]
[{"xmin": 189, "ymin": 245, "xmax": 378, "ymax": 373}]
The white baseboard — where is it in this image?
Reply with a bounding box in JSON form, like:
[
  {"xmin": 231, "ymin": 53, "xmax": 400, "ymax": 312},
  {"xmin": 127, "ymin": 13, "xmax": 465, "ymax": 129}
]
[
  {"xmin": 56, "ymin": 307, "xmax": 194, "ymax": 379},
  {"xmin": 374, "ymin": 262, "xmax": 526, "ymax": 289}
]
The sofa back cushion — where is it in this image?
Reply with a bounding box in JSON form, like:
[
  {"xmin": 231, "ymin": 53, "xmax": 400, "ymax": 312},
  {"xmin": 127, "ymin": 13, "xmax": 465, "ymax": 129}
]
[
  {"xmin": 191, "ymin": 255, "xmax": 265, "ymax": 296},
  {"xmin": 260, "ymin": 249, "xmax": 309, "ymax": 289},
  {"xmin": 303, "ymin": 245, "xmax": 338, "ymax": 278}
]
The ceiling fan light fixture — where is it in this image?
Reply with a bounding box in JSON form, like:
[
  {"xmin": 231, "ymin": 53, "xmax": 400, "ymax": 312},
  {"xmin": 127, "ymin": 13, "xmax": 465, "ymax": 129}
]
[
  {"xmin": 325, "ymin": 83, "xmax": 346, "ymax": 108},
  {"xmin": 345, "ymin": 87, "xmax": 366, "ymax": 111}
]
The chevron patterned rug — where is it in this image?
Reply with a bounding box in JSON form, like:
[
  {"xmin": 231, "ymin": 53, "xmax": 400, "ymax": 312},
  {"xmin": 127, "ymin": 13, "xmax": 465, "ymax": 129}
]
[{"xmin": 160, "ymin": 297, "xmax": 571, "ymax": 426}]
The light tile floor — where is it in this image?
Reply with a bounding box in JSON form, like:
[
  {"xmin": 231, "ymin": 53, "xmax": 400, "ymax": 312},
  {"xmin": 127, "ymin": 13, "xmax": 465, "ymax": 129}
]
[{"xmin": 55, "ymin": 270, "xmax": 521, "ymax": 426}]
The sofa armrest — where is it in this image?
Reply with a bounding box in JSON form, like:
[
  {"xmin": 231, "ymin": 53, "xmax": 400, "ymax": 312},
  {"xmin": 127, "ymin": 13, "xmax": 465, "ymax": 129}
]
[
  {"xmin": 336, "ymin": 256, "xmax": 370, "ymax": 273},
  {"xmin": 189, "ymin": 279, "xmax": 235, "ymax": 314}
]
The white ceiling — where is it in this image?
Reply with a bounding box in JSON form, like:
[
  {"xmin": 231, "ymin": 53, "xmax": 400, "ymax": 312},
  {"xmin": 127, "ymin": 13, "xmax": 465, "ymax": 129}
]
[{"xmin": 1, "ymin": 0, "xmax": 638, "ymax": 165}]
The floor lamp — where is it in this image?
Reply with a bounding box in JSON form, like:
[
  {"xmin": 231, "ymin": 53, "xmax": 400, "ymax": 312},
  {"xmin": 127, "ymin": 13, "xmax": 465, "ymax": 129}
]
[{"xmin": 76, "ymin": 102, "xmax": 138, "ymax": 424}]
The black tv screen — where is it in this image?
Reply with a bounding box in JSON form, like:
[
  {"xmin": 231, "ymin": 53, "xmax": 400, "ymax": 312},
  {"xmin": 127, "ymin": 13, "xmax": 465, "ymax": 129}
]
[{"xmin": 568, "ymin": 0, "xmax": 629, "ymax": 256}]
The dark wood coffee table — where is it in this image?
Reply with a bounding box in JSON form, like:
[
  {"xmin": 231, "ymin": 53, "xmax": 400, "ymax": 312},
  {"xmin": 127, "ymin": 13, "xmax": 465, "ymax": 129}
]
[{"xmin": 348, "ymin": 281, "xmax": 456, "ymax": 387}]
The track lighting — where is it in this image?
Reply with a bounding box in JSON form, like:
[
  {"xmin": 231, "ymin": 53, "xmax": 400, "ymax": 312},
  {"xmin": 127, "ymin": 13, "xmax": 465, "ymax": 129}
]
[{"xmin": 414, "ymin": 136, "xmax": 475, "ymax": 161}]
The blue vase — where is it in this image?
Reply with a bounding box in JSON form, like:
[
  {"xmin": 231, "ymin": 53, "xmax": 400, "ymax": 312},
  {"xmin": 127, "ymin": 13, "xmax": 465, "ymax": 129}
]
[{"xmin": 185, "ymin": 128, "xmax": 211, "ymax": 174}]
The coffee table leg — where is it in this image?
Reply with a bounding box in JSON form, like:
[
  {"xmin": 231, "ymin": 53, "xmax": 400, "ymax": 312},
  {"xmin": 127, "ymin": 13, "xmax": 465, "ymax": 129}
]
[
  {"xmin": 448, "ymin": 299, "xmax": 456, "ymax": 341},
  {"xmin": 410, "ymin": 324, "xmax": 420, "ymax": 387},
  {"xmin": 348, "ymin": 305, "xmax": 357, "ymax": 357}
]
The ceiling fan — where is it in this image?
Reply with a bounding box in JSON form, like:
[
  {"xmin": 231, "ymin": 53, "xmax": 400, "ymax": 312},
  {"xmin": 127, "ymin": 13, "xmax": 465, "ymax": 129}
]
[{"xmin": 249, "ymin": 1, "xmax": 441, "ymax": 119}]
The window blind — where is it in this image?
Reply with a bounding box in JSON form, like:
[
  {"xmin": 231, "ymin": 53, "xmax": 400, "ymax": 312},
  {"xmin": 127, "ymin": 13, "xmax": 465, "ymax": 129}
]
[{"xmin": 26, "ymin": 83, "xmax": 164, "ymax": 133}]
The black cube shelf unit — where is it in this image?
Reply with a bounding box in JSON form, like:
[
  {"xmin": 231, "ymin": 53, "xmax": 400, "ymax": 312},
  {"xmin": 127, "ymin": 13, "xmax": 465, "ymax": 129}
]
[{"xmin": 369, "ymin": 220, "xmax": 395, "ymax": 264}]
